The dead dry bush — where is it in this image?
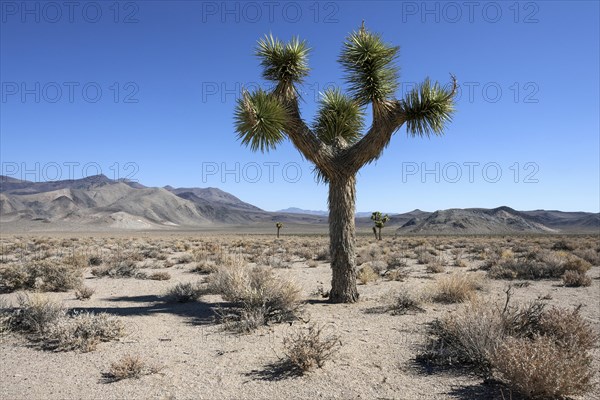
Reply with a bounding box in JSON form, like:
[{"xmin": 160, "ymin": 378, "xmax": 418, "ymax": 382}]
[
  {"xmin": 492, "ymin": 336, "xmax": 594, "ymax": 399},
  {"xmin": 357, "ymin": 264, "xmax": 379, "ymax": 284},
  {"xmin": 0, "ymin": 260, "xmax": 83, "ymax": 292},
  {"xmin": 429, "ymin": 273, "xmax": 486, "ymax": 303},
  {"xmin": 420, "ymin": 294, "xmax": 597, "ymax": 398},
  {"xmin": 91, "ymin": 259, "xmax": 145, "ymax": 279},
  {"xmin": 165, "ymin": 281, "xmax": 204, "ymax": 303},
  {"xmin": 104, "ymin": 354, "xmax": 161, "ymax": 382},
  {"xmin": 45, "ymin": 311, "xmax": 124, "ymax": 352},
  {"xmin": 562, "ymin": 270, "xmax": 592, "ymax": 287},
  {"xmin": 283, "ymin": 323, "xmax": 341, "ymax": 373},
  {"xmin": 207, "ymin": 264, "xmax": 301, "ymax": 332},
  {"xmin": 75, "ymin": 285, "xmax": 96, "ymax": 300}
]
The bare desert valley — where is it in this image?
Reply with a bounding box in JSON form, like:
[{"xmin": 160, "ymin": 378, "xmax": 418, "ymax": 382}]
[{"xmin": 1, "ymin": 232, "xmax": 599, "ymax": 400}]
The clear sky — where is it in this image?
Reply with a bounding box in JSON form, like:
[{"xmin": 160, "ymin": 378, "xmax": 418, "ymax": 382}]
[{"xmin": 1, "ymin": 0, "xmax": 598, "ymax": 213}]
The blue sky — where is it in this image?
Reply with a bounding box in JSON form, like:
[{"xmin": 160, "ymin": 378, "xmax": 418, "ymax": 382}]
[{"xmin": 1, "ymin": 1, "xmax": 598, "ymax": 212}]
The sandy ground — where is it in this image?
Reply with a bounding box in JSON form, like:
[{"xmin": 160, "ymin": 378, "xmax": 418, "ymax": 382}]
[{"xmin": 0, "ymin": 234, "xmax": 599, "ymax": 400}]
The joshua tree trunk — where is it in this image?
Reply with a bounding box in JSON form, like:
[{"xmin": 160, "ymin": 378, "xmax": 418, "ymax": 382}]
[
  {"xmin": 328, "ymin": 175, "xmax": 359, "ymax": 303},
  {"xmin": 378, "ymin": 227, "xmax": 382, "ymax": 240},
  {"xmin": 277, "ymin": 228, "xmax": 280, "ymax": 238},
  {"xmin": 372, "ymin": 227, "xmax": 378, "ymax": 240}
]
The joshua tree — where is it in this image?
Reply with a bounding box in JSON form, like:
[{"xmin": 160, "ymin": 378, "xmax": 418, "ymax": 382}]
[
  {"xmin": 234, "ymin": 24, "xmax": 457, "ymax": 303},
  {"xmin": 371, "ymin": 211, "xmax": 389, "ymax": 240},
  {"xmin": 275, "ymin": 222, "xmax": 283, "ymax": 238}
]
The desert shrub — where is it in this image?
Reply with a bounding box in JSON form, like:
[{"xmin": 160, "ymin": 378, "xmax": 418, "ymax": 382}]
[
  {"xmin": 534, "ymin": 306, "xmax": 597, "ymax": 350},
  {"xmin": 46, "ymin": 311, "xmax": 124, "ymax": 352},
  {"xmin": 562, "ymin": 270, "xmax": 592, "ymax": 287},
  {"xmin": 315, "ymin": 248, "xmax": 330, "ymax": 261},
  {"xmin": 386, "ymin": 290, "xmax": 426, "ymax": 315},
  {"xmin": 12, "ymin": 294, "xmax": 65, "ymax": 334},
  {"xmin": 165, "ymin": 281, "xmax": 204, "ymax": 303},
  {"xmin": 486, "ymin": 251, "xmax": 590, "ymax": 281},
  {"xmin": 426, "ymin": 261, "xmax": 445, "ymax": 274},
  {"xmin": 176, "ymin": 253, "xmax": 194, "ymax": 264},
  {"xmin": 420, "ymin": 296, "xmax": 597, "ymax": 396},
  {"xmin": 429, "ymin": 273, "xmax": 485, "ymax": 303},
  {"xmin": 384, "ymin": 268, "xmax": 408, "ymax": 281},
  {"xmin": 75, "ymin": 285, "xmax": 95, "ymax": 300},
  {"xmin": 148, "ymin": 272, "xmax": 171, "ymax": 281},
  {"xmin": 492, "ymin": 336, "xmax": 594, "ymax": 399},
  {"xmin": 357, "ymin": 265, "xmax": 378, "ymax": 284},
  {"xmin": 0, "ymin": 261, "xmax": 82, "ymax": 292},
  {"xmin": 0, "ymin": 298, "xmax": 14, "ymax": 336},
  {"xmin": 207, "ymin": 265, "xmax": 301, "ymax": 332},
  {"xmin": 191, "ymin": 260, "xmax": 218, "ymax": 274},
  {"xmin": 417, "ymin": 252, "xmax": 434, "ymax": 265},
  {"xmin": 294, "ymin": 247, "xmax": 314, "ymax": 261},
  {"xmin": 307, "ymin": 260, "xmax": 318, "ymax": 268},
  {"xmin": 92, "ymin": 259, "xmax": 144, "ymax": 279},
  {"xmin": 283, "ymin": 324, "xmax": 341, "ymax": 373},
  {"xmin": 562, "ymin": 256, "xmax": 592, "ymax": 274},
  {"xmin": 573, "ymin": 248, "xmax": 600, "ymax": 265},
  {"xmin": 104, "ymin": 354, "xmax": 160, "ymax": 382},
  {"xmin": 551, "ymin": 239, "xmax": 575, "ymax": 251}
]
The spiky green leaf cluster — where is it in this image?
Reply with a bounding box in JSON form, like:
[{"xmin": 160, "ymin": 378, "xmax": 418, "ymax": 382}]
[
  {"xmin": 234, "ymin": 89, "xmax": 287, "ymax": 152},
  {"xmin": 256, "ymin": 35, "xmax": 310, "ymax": 86},
  {"xmin": 314, "ymin": 88, "xmax": 365, "ymax": 145},
  {"xmin": 339, "ymin": 27, "xmax": 399, "ymax": 106},
  {"xmin": 402, "ymin": 78, "xmax": 456, "ymax": 137}
]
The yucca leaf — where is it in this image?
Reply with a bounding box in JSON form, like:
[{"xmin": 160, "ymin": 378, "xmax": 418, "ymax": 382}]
[
  {"xmin": 339, "ymin": 26, "xmax": 399, "ymax": 106},
  {"xmin": 313, "ymin": 88, "xmax": 365, "ymax": 145},
  {"xmin": 402, "ymin": 77, "xmax": 457, "ymax": 137},
  {"xmin": 234, "ymin": 89, "xmax": 287, "ymax": 152},
  {"xmin": 256, "ymin": 34, "xmax": 310, "ymax": 86}
]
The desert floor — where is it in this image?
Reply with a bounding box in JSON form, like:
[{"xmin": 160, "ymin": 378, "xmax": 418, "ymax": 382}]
[{"xmin": 1, "ymin": 233, "xmax": 599, "ymax": 400}]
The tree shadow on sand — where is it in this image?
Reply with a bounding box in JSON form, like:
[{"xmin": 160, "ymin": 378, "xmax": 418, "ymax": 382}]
[{"xmin": 72, "ymin": 294, "xmax": 220, "ymax": 326}]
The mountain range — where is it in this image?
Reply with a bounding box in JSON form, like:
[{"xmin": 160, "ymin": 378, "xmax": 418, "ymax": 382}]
[{"xmin": 0, "ymin": 175, "xmax": 597, "ymax": 234}]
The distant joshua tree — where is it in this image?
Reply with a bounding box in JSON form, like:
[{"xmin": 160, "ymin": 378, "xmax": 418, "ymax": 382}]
[
  {"xmin": 371, "ymin": 212, "xmax": 390, "ymax": 240},
  {"xmin": 234, "ymin": 23, "xmax": 457, "ymax": 303},
  {"xmin": 275, "ymin": 222, "xmax": 283, "ymax": 238}
]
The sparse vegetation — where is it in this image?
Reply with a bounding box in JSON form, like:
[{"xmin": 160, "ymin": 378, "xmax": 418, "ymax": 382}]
[
  {"xmin": 0, "ymin": 260, "xmax": 82, "ymax": 292},
  {"xmin": 104, "ymin": 354, "xmax": 160, "ymax": 382},
  {"xmin": 207, "ymin": 264, "xmax": 301, "ymax": 332},
  {"xmin": 165, "ymin": 281, "xmax": 204, "ymax": 303},
  {"xmin": 283, "ymin": 323, "xmax": 341, "ymax": 373}
]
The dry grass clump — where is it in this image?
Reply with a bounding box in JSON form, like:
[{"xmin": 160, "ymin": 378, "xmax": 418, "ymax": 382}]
[
  {"xmin": 429, "ymin": 273, "xmax": 486, "ymax": 303},
  {"xmin": 207, "ymin": 264, "xmax": 301, "ymax": 332},
  {"xmin": 562, "ymin": 270, "xmax": 592, "ymax": 287},
  {"xmin": 426, "ymin": 261, "xmax": 445, "ymax": 274},
  {"xmin": 485, "ymin": 250, "xmax": 591, "ymax": 281},
  {"xmin": 385, "ymin": 290, "xmax": 427, "ymax": 315},
  {"xmin": 419, "ymin": 297, "xmax": 505, "ymax": 376},
  {"xmin": 420, "ymin": 295, "xmax": 598, "ymax": 398},
  {"xmin": 573, "ymin": 248, "xmax": 600, "ymax": 265},
  {"xmin": 357, "ymin": 265, "xmax": 379, "ymax": 285},
  {"xmin": 75, "ymin": 285, "xmax": 96, "ymax": 300},
  {"xmin": 165, "ymin": 281, "xmax": 204, "ymax": 303},
  {"xmin": 11, "ymin": 293, "xmax": 66, "ymax": 334},
  {"xmin": 0, "ymin": 298, "xmax": 15, "ymax": 337},
  {"xmin": 46, "ymin": 311, "xmax": 124, "ymax": 352},
  {"xmin": 0, "ymin": 260, "xmax": 83, "ymax": 292},
  {"xmin": 283, "ymin": 324, "xmax": 341, "ymax": 373},
  {"xmin": 8, "ymin": 294, "xmax": 124, "ymax": 351},
  {"xmin": 191, "ymin": 259, "xmax": 218, "ymax": 274},
  {"xmin": 104, "ymin": 354, "xmax": 161, "ymax": 382},
  {"xmin": 492, "ymin": 336, "xmax": 594, "ymax": 399},
  {"xmin": 148, "ymin": 271, "xmax": 171, "ymax": 281},
  {"xmin": 91, "ymin": 259, "xmax": 145, "ymax": 279}
]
